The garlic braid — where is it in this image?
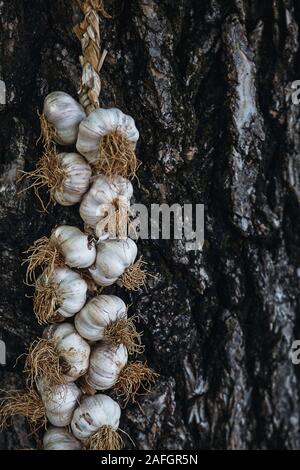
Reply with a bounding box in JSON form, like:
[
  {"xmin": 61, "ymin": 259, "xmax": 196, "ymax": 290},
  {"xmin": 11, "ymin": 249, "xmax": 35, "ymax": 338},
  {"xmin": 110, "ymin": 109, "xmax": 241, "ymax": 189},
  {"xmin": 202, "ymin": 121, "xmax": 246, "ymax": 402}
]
[{"xmin": 74, "ymin": 0, "xmax": 111, "ymax": 114}]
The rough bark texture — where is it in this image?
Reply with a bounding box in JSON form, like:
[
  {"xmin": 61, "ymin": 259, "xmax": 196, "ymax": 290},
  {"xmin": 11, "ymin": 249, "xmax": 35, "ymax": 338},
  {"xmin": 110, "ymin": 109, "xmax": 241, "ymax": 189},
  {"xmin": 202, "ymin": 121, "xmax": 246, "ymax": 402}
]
[{"xmin": 1, "ymin": 0, "xmax": 300, "ymax": 450}]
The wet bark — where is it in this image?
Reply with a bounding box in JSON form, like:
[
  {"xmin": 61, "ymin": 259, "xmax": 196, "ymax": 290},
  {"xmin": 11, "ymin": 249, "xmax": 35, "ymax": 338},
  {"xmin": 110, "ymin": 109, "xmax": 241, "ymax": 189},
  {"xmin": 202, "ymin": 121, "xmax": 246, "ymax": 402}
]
[{"xmin": 1, "ymin": 0, "xmax": 300, "ymax": 450}]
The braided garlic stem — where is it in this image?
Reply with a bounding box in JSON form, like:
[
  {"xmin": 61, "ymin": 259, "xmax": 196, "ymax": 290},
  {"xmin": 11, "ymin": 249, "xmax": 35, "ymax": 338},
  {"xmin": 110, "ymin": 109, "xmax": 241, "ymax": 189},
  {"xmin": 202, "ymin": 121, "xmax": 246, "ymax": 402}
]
[{"xmin": 74, "ymin": 1, "xmax": 110, "ymax": 114}]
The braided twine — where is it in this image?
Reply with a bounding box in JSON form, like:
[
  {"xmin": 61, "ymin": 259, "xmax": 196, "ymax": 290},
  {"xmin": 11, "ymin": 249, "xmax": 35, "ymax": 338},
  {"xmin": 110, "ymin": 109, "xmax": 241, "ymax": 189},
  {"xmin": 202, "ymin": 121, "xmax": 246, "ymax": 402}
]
[{"xmin": 74, "ymin": 0, "xmax": 111, "ymax": 114}]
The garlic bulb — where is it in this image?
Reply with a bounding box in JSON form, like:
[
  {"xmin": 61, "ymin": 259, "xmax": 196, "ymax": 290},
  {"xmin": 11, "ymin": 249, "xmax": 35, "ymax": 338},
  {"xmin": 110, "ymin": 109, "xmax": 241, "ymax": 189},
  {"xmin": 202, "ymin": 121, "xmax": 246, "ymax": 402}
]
[
  {"xmin": 71, "ymin": 394, "xmax": 122, "ymax": 450},
  {"xmin": 53, "ymin": 153, "xmax": 91, "ymax": 206},
  {"xmin": 77, "ymin": 108, "xmax": 139, "ymax": 163},
  {"xmin": 85, "ymin": 343, "xmax": 128, "ymax": 390},
  {"xmin": 89, "ymin": 238, "xmax": 145, "ymax": 289},
  {"xmin": 37, "ymin": 379, "xmax": 81, "ymax": 427},
  {"xmin": 44, "ymin": 323, "xmax": 91, "ymax": 383},
  {"xmin": 79, "ymin": 175, "xmax": 133, "ymax": 239},
  {"xmin": 34, "ymin": 266, "xmax": 88, "ymax": 324},
  {"xmin": 43, "ymin": 92, "xmax": 85, "ymax": 146},
  {"xmin": 84, "ymin": 343, "xmax": 157, "ymax": 404},
  {"xmin": 75, "ymin": 295, "xmax": 127, "ymax": 341},
  {"xmin": 25, "ymin": 225, "xmax": 96, "ymax": 283},
  {"xmin": 43, "ymin": 427, "xmax": 82, "ymax": 450},
  {"xmin": 51, "ymin": 225, "xmax": 96, "ymax": 269}
]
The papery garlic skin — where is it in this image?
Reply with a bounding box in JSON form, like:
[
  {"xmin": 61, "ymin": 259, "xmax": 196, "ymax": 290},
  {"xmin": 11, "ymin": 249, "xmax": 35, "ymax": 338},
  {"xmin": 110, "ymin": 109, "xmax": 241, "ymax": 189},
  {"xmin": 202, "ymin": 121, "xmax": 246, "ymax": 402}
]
[
  {"xmin": 43, "ymin": 92, "xmax": 86, "ymax": 146},
  {"xmin": 75, "ymin": 295, "xmax": 127, "ymax": 342},
  {"xmin": 79, "ymin": 175, "xmax": 133, "ymax": 238},
  {"xmin": 76, "ymin": 108, "xmax": 139, "ymax": 163},
  {"xmin": 86, "ymin": 343, "xmax": 128, "ymax": 390},
  {"xmin": 51, "ymin": 225, "xmax": 96, "ymax": 269},
  {"xmin": 44, "ymin": 323, "xmax": 91, "ymax": 382},
  {"xmin": 44, "ymin": 266, "xmax": 87, "ymax": 319},
  {"xmin": 54, "ymin": 153, "xmax": 91, "ymax": 206},
  {"xmin": 37, "ymin": 379, "xmax": 81, "ymax": 427},
  {"xmin": 89, "ymin": 238, "xmax": 137, "ymax": 286},
  {"xmin": 43, "ymin": 427, "xmax": 82, "ymax": 450},
  {"xmin": 71, "ymin": 394, "xmax": 121, "ymax": 440}
]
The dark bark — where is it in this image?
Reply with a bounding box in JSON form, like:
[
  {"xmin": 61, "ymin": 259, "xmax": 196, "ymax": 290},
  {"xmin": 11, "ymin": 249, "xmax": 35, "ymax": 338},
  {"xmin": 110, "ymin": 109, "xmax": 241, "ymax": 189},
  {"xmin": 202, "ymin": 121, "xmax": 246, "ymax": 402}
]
[{"xmin": 1, "ymin": 0, "xmax": 300, "ymax": 450}]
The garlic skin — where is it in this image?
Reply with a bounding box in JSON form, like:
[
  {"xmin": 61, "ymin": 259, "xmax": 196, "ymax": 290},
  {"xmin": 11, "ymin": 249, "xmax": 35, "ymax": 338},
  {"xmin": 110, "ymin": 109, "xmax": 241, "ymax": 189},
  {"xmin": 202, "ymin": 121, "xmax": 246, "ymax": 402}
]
[
  {"xmin": 51, "ymin": 225, "xmax": 96, "ymax": 269},
  {"xmin": 37, "ymin": 379, "xmax": 81, "ymax": 427},
  {"xmin": 79, "ymin": 175, "xmax": 133, "ymax": 238},
  {"xmin": 43, "ymin": 92, "xmax": 86, "ymax": 146},
  {"xmin": 54, "ymin": 153, "xmax": 91, "ymax": 206},
  {"xmin": 89, "ymin": 238, "xmax": 137, "ymax": 286},
  {"xmin": 76, "ymin": 108, "xmax": 139, "ymax": 163},
  {"xmin": 46, "ymin": 266, "xmax": 87, "ymax": 319},
  {"xmin": 43, "ymin": 427, "xmax": 82, "ymax": 450},
  {"xmin": 86, "ymin": 343, "xmax": 128, "ymax": 390},
  {"xmin": 44, "ymin": 323, "xmax": 91, "ymax": 383},
  {"xmin": 75, "ymin": 295, "xmax": 127, "ymax": 342},
  {"xmin": 71, "ymin": 394, "xmax": 121, "ymax": 441}
]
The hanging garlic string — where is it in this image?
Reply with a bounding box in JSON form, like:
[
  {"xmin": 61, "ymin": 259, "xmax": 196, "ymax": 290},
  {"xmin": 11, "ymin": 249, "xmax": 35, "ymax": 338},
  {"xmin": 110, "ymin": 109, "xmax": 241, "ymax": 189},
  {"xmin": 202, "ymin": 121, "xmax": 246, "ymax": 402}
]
[{"xmin": 73, "ymin": 0, "xmax": 110, "ymax": 114}]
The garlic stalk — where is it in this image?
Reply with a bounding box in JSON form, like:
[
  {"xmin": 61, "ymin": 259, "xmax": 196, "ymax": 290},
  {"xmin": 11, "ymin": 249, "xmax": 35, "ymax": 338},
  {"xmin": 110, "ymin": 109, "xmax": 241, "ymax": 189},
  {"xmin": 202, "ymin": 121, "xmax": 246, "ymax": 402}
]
[
  {"xmin": 43, "ymin": 427, "xmax": 83, "ymax": 450},
  {"xmin": 79, "ymin": 175, "xmax": 133, "ymax": 240},
  {"xmin": 37, "ymin": 379, "xmax": 82, "ymax": 427},
  {"xmin": 75, "ymin": 294, "xmax": 142, "ymax": 354},
  {"xmin": 71, "ymin": 394, "xmax": 123, "ymax": 450},
  {"xmin": 25, "ymin": 225, "xmax": 96, "ymax": 282},
  {"xmin": 25, "ymin": 323, "xmax": 91, "ymax": 386},
  {"xmin": 33, "ymin": 266, "xmax": 88, "ymax": 324},
  {"xmin": 42, "ymin": 92, "xmax": 85, "ymax": 146},
  {"xmin": 76, "ymin": 108, "xmax": 139, "ymax": 178},
  {"xmin": 89, "ymin": 238, "xmax": 146, "ymax": 290},
  {"xmin": 84, "ymin": 343, "xmax": 157, "ymax": 404}
]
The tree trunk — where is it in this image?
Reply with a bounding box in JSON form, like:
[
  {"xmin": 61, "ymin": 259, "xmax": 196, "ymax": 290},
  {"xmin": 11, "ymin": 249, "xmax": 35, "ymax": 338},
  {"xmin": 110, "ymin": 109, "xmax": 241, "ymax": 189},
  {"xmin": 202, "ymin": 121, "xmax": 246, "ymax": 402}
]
[{"xmin": 1, "ymin": 0, "xmax": 300, "ymax": 450}]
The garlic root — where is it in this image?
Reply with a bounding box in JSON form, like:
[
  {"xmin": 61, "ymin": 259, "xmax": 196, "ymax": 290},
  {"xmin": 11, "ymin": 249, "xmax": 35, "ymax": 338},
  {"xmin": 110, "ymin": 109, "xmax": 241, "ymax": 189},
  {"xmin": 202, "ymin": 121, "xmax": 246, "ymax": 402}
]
[
  {"xmin": 0, "ymin": 389, "xmax": 46, "ymax": 430},
  {"xmin": 94, "ymin": 131, "xmax": 139, "ymax": 179},
  {"xmin": 33, "ymin": 276, "xmax": 64, "ymax": 325},
  {"xmin": 116, "ymin": 362, "xmax": 158, "ymax": 405},
  {"xmin": 24, "ymin": 236, "xmax": 63, "ymax": 283},
  {"xmin": 85, "ymin": 425, "xmax": 123, "ymax": 451},
  {"xmin": 104, "ymin": 316, "xmax": 144, "ymax": 355},
  {"xmin": 19, "ymin": 150, "xmax": 66, "ymax": 212},
  {"xmin": 24, "ymin": 338, "xmax": 66, "ymax": 388},
  {"xmin": 119, "ymin": 257, "xmax": 147, "ymax": 291},
  {"xmin": 39, "ymin": 112, "xmax": 57, "ymax": 150}
]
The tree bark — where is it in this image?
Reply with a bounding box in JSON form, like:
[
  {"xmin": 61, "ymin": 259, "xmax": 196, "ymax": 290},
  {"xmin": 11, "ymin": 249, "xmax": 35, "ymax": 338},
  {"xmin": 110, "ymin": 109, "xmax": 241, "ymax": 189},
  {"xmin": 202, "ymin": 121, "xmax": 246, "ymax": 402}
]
[{"xmin": 1, "ymin": 0, "xmax": 300, "ymax": 450}]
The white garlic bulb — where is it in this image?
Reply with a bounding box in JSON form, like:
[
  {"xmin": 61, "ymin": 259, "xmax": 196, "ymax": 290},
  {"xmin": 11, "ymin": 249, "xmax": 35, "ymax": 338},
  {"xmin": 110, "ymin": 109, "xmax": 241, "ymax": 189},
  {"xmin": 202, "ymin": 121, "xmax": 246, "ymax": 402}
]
[
  {"xmin": 79, "ymin": 175, "xmax": 133, "ymax": 239},
  {"xmin": 43, "ymin": 92, "xmax": 86, "ymax": 145},
  {"xmin": 43, "ymin": 427, "xmax": 82, "ymax": 450},
  {"xmin": 75, "ymin": 295, "xmax": 127, "ymax": 342},
  {"xmin": 36, "ymin": 266, "xmax": 87, "ymax": 322},
  {"xmin": 89, "ymin": 238, "xmax": 138, "ymax": 287},
  {"xmin": 44, "ymin": 323, "xmax": 91, "ymax": 383},
  {"xmin": 71, "ymin": 394, "xmax": 121, "ymax": 441},
  {"xmin": 51, "ymin": 225, "xmax": 96, "ymax": 269},
  {"xmin": 76, "ymin": 108, "xmax": 139, "ymax": 164},
  {"xmin": 53, "ymin": 153, "xmax": 91, "ymax": 206},
  {"xmin": 85, "ymin": 343, "xmax": 128, "ymax": 390},
  {"xmin": 37, "ymin": 379, "xmax": 81, "ymax": 427}
]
